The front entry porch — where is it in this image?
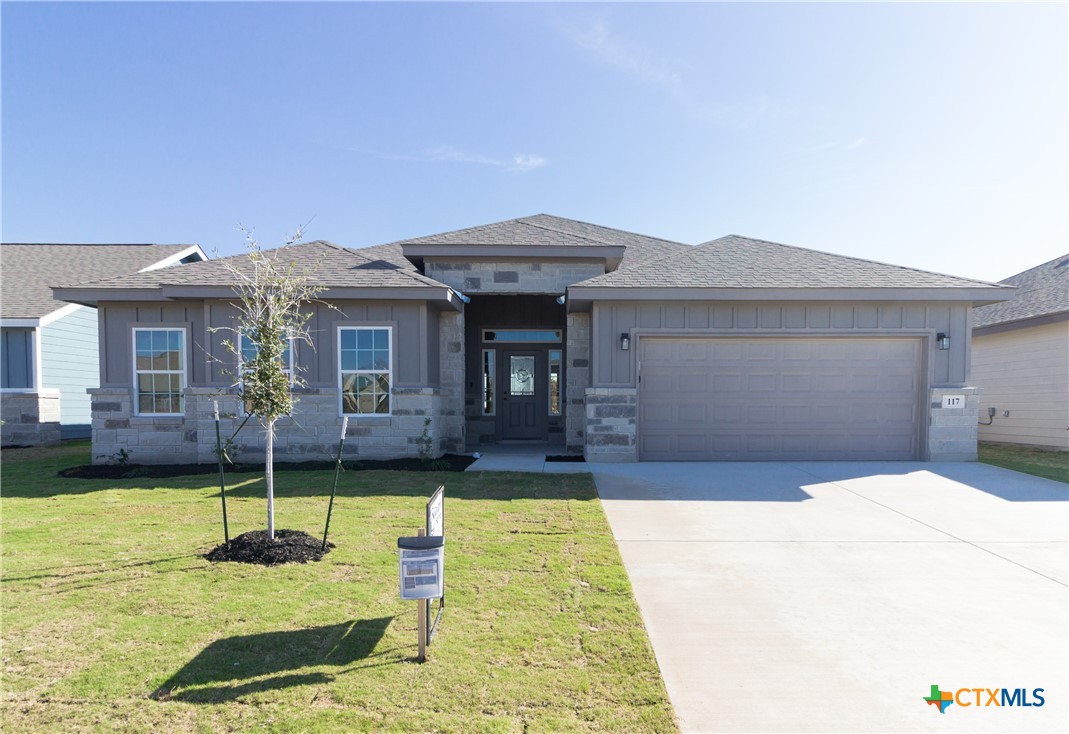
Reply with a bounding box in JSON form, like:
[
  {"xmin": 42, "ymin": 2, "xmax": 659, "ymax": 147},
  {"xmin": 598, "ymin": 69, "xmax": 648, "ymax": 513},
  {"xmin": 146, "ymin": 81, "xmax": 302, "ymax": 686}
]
[{"xmin": 463, "ymin": 295, "xmax": 566, "ymax": 449}]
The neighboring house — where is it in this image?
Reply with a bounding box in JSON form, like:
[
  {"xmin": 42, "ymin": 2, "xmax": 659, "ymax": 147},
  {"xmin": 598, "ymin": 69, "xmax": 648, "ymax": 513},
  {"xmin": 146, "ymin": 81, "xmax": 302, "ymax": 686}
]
[
  {"xmin": 1, "ymin": 243, "xmax": 206, "ymax": 446},
  {"xmin": 971, "ymin": 254, "xmax": 1069, "ymax": 450},
  {"xmin": 51, "ymin": 215, "xmax": 1013, "ymax": 465}
]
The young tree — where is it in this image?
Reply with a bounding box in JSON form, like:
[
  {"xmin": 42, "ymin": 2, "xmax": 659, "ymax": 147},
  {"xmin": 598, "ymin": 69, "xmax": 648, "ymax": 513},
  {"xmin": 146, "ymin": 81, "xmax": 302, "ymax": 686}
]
[{"xmin": 217, "ymin": 227, "xmax": 323, "ymax": 540}]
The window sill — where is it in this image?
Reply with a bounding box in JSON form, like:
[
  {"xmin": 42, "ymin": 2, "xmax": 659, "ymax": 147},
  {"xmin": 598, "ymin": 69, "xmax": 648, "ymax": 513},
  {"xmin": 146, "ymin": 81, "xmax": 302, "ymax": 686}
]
[
  {"xmin": 131, "ymin": 415, "xmax": 184, "ymax": 424},
  {"xmin": 341, "ymin": 415, "xmax": 392, "ymax": 425}
]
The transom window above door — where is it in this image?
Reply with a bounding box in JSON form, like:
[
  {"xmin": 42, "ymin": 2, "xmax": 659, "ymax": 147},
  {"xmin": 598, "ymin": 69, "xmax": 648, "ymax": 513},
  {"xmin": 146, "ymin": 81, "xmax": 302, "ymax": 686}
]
[{"xmin": 482, "ymin": 329, "xmax": 561, "ymax": 343}]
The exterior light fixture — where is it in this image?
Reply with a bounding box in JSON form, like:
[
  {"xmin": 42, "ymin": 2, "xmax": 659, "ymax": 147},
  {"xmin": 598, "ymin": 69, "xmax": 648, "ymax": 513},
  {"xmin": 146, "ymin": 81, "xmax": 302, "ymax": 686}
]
[
  {"xmin": 621, "ymin": 333, "xmax": 630, "ymax": 351},
  {"xmin": 936, "ymin": 332, "xmax": 950, "ymax": 350}
]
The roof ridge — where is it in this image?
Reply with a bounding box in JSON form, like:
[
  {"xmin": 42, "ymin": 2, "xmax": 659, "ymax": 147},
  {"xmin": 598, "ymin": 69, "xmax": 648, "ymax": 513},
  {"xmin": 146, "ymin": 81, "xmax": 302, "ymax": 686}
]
[
  {"xmin": 381, "ymin": 215, "xmax": 533, "ymax": 247},
  {"xmin": 707, "ymin": 234, "xmax": 1010, "ymax": 288},
  {"xmin": 521, "ymin": 214, "xmax": 690, "ymax": 247},
  {"xmin": 0, "ymin": 242, "xmax": 197, "ymax": 247},
  {"xmin": 998, "ymin": 252, "xmax": 1069, "ymax": 284},
  {"xmin": 514, "ymin": 219, "xmax": 621, "ymax": 247}
]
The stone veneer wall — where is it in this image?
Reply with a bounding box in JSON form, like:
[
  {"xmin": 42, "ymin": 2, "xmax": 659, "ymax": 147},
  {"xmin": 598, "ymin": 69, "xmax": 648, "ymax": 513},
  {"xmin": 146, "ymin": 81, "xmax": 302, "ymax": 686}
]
[
  {"xmin": 583, "ymin": 387, "xmax": 637, "ymax": 462},
  {"xmin": 928, "ymin": 386, "xmax": 981, "ymax": 461},
  {"xmin": 426, "ymin": 261, "xmax": 604, "ymax": 295},
  {"xmin": 88, "ymin": 314, "xmax": 466, "ymax": 465},
  {"xmin": 436, "ymin": 311, "xmax": 466, "ymax": 454},
  {"xmin": 1, "ymin": 390, "xmax": 61, "ymax": 447},
  {"xmin": 89, "ymin": 387, "xmax": 455, "ymax": 465},
  {"xmin": 566, "ymin": 312, "xmax": 591, "ymax": 454}
]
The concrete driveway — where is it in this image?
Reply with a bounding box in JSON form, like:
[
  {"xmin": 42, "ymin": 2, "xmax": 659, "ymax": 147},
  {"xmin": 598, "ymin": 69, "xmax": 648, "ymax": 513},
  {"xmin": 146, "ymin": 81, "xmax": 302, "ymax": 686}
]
[{"xmin": 589, "ymin": 462, "xmax": 1067, "ymax": 733}]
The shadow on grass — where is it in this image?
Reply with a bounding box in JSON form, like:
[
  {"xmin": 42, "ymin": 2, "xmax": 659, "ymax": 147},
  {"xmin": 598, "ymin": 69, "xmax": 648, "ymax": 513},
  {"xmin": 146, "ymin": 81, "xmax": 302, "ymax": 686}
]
[
  {"xmin": 152, "ymin": 617, "xmax": 393, "ymax": 703},
  {"xmin": 7, "ymin": 462, "xmax": 595, "ymax": 501},
  {"xmin": 2, "ymin": 554, "xmax": 203, "ymax": 585}
]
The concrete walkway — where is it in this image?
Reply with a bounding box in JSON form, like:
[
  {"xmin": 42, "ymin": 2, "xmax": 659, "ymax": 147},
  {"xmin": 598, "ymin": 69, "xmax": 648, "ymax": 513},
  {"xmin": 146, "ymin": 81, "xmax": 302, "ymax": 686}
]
[
  {"xmin": 590, "ymin": 462, "xmax": 1068, "ymax": 733},
  {"xmin": 464, "ymin": 444, "xmax": 591, "ymax": 474}
]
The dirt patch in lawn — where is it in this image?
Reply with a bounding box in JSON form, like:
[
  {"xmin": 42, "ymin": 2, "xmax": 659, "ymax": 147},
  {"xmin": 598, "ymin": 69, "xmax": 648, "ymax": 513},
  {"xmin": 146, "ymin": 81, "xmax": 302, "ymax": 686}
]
[
  {"xmin": 205, "ymin": 529, "xmax": 334, "ymax": 566},
  {"xmin": 58, "ymin": 453, "xmax": 477, "ymax": 480}
]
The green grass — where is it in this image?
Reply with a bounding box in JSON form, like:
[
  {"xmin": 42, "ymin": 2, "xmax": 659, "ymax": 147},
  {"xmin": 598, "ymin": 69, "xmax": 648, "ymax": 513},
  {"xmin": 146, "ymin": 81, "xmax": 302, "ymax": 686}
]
[
  {"xmin": 978, "ymin": 442, "xmax": 1069, "ymax": 484},
  {"xmin": 1, "ymin": 442, "xmax": 676, "ymax": 733}
]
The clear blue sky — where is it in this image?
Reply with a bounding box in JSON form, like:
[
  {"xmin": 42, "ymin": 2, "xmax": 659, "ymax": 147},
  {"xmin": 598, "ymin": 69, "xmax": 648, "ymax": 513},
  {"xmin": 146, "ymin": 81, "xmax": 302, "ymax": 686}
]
[{"xmin": 3, "ymin": 1, "xmax": 1066, "ymax": 282}]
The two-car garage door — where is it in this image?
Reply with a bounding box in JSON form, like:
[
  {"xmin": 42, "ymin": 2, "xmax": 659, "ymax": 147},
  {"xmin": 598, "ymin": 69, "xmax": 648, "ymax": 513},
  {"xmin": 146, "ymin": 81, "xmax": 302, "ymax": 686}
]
[{"xmin": 638, "ymin": 337, "xmax": 925, "ymax": 461}]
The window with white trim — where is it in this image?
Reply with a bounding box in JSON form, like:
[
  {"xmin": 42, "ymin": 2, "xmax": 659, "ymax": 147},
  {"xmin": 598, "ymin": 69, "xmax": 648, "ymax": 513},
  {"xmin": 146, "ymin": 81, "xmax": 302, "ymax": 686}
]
[
  {"xmin": 134, "ymin": 328, "xmax": 186, "ymax": 415},
  {"xmin": 339, "ymin": 327, "xmax": 391, "ymax": 415},
  {"xmin": 482, "ymin": 349, "xmax": 495, "ymax": 415},
  {"xmin": 240, "ymin": 332, "xmax": 294, "ymax": 385},
  {"xmin": 549, "ymin": 349, "xmax": 562, "ymax": 416}
]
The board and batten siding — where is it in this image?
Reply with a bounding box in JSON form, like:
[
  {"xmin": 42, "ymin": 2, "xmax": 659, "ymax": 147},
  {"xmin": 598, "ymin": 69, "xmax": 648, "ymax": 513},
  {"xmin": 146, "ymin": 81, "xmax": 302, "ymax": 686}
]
[
  {"xmin": 40, "ymin": 307, "xmax": 99, "ymax": 438},
  {"xmin": 99, "ymin": 303, "xmax": 207, "ymax": 386},
  {"xmin": 102, "ymin": 299, "xmax": 432, "ymax": 389},
  {"xmin": 592, "ymin": 301, "xmax": 970, "ymax": 386},
  {"xmin": 1, "ymin": 328, "xmax": 35, "ymax": 389},
  {"xmin": 972, "ymin": 320, "xmax": 1069, "ymax": 450}
]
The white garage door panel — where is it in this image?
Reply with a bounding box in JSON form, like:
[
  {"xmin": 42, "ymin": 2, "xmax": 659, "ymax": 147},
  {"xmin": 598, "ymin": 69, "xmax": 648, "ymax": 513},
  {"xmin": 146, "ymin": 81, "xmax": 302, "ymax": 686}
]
[{"xmin": 639, "ymin": 337, "xmax": 923, "ymax": 461}]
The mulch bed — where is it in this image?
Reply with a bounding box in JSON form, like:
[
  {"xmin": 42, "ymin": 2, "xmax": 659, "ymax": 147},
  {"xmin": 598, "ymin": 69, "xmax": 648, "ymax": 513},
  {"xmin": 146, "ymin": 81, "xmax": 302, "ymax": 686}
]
[
  {"xmin": 545, "ymin": 455, "xmax": 585, "ymax": 463},
  {"xmin": 59, "ymin": 453, "xmax": 477, "ymax": 480},
  {"xmin": 205, "ymin": 529, "xmax": 333, "ymax": 566}
]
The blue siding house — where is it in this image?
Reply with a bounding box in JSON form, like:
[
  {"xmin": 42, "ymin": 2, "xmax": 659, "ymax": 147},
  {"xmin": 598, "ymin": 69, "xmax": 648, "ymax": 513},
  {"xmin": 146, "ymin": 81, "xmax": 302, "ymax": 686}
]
[{"xmin": 1, "ymin": 243, "xmax": 206, "ymax": 446}]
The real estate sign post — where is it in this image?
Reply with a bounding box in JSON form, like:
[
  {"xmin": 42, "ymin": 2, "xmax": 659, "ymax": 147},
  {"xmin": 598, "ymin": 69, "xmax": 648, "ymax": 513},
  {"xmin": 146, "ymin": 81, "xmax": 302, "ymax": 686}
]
[
  {"xmin": 425, "ymin": 485, "xmax": 445, "ymax": 641},
  {"xmin": 396, "ymin": 486, "xmax": 445, "ymax": 662},
  {"xmin": 397, "ymin": 529, "xmax": 444, "ymax": 663}
]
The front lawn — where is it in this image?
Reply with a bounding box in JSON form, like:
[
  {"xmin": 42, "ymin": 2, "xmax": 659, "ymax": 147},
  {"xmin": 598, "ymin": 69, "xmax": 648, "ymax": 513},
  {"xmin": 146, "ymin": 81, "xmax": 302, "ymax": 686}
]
[
  {"xmin": 978, "ymin": 441, "xmax": 1069, "ymax": 484},
  {"xmin": 1, "ymin": 442, "xmax": 676, "ymax": 733}
]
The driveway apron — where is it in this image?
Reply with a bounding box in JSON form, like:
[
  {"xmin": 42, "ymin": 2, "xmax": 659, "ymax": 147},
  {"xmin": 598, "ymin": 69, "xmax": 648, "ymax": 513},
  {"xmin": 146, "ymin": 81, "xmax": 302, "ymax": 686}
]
[{"xmin": 590, "ymin": 462, "xmax": 1068, "ymax": 733}]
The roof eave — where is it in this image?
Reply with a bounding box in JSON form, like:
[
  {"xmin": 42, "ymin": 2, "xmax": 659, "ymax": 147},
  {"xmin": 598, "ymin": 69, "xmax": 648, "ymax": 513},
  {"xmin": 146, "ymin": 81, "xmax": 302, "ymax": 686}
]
[
  {"xmin": 53, "ymin": 284, "xmax": 463, "ymax": 311},
  {"xmin": 973, "ymin": 310, "xmax": 1069, "ymax": 336},
  {"xmin": 51, "ymin": 287, "xmax": 170, "ymax": 306},
  {"xmin": 139, "ymin": 244, "xmax": 208, "ymax": 271},
  {"xmin": 566, "ymin": 285, "xmax": 1017, "ymax": 311},
  {"xmin": 402, "ymin": 244, "xmax": 625, "ymax": 270}
]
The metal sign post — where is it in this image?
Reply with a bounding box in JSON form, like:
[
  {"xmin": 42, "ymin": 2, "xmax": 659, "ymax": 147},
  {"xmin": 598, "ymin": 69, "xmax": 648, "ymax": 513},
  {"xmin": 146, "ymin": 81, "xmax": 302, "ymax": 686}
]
[
  {"xmin": 213, "ymin": 401, "xmax": 230, "ymax": 547},
  {"xmin": 425, "ymin": 485, "xmax": 445, "ymax": 641}
]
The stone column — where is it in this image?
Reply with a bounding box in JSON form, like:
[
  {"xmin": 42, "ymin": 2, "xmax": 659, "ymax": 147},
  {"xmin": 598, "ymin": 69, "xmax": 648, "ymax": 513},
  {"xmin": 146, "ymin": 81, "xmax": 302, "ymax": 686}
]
[
  {"xmin": 0, "ymin": 390, "xmax": 61, "ymax": 447},
  {"xmin": 437, "ymin": 310, "xmax": 465, "ymax": 454},
  {"xmin": 928, "ymin": 386, "xmax": 981, "ymax": 461},
  {"xmin": 565, "ymin": 312, "xmax": 591, "ymax": 454},
  {"xmin": 584, "ymin": 387, "xmax": 638, "ymax": 462}
]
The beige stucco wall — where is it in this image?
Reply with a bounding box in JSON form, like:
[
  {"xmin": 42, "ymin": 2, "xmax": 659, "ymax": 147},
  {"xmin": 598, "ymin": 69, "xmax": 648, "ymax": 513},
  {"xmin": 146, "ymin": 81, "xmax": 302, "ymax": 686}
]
[{"xmin": 972, "ymin": 320, "xmax": 1069, "ymax": 450}]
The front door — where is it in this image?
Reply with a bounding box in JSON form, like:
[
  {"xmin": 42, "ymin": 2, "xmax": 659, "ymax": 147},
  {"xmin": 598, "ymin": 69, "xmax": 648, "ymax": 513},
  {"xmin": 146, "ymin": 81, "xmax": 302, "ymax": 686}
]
[{"xmin": 500, "ymin": 350, "xmax": 547, "ymax": 440}]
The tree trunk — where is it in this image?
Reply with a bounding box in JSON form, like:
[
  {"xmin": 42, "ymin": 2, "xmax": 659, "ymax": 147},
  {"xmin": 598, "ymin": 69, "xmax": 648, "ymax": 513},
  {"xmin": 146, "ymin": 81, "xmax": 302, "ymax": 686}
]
[{"xmin": 266, "ymin": 417, "xmax": 275, "ymax": 540}]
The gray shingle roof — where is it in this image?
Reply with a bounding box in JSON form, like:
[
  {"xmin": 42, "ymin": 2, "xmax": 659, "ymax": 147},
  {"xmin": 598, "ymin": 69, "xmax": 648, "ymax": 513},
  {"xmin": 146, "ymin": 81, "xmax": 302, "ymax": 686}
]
[
  {"xmin": 1, "ymin": 243, "xmax": 202, "ymax": 319},
  {"xmin": 380, "ymin": 214, "xmax": 690, "ymax": 268},
  {"xmin": 972, "ymin": 254, "xmax": 1069, "ymax": 328},
  {"xmin": 60, "ymin": 241, "xmax": 445, "ymax": 293},
  {"xmin": 349, "ymin": 242, "xmax": 417, "ymax": 270},
  {"xmin": 575, "ymin": 235, "xmax": 1009, "ymax": 290}
]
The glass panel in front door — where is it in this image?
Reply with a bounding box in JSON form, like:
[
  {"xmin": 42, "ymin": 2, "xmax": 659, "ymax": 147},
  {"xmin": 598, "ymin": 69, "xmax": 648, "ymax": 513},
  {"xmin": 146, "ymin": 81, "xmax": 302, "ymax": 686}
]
[{"xmin": 510, "ymin": 355, "xmax": 535, "ymax": 396}]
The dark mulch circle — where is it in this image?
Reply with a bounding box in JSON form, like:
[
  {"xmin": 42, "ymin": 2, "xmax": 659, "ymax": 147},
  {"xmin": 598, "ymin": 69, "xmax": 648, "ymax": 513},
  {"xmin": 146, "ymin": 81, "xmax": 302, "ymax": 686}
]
[
  {"xmin": 205, "ymin": 529, "xmax": 333, "ymax": 566},
  {"xmin": 58, "ymin": 453, "xmax": 477, "ymax": 480},
  {"xmin": 545, "ymin": 454, "xmax": 585, "ymax": 463}
]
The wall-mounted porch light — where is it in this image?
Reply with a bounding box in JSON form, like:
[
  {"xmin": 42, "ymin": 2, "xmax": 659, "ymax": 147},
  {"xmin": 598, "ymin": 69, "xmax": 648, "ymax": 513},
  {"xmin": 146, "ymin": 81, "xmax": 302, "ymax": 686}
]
[
  {"xmin": 936, "ymin": 332, "xmax": 950, "ymax": 350},
  {"xmin": 620, "ymin": 333, "xmax": 631, "ymax": 351}
]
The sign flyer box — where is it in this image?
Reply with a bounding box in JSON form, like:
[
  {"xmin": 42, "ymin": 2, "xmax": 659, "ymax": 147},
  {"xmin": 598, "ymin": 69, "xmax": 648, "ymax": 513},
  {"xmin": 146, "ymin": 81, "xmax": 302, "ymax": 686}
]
[{"xmin": 397, "ymin": 536, "xmax": 444, "ymax": 601}]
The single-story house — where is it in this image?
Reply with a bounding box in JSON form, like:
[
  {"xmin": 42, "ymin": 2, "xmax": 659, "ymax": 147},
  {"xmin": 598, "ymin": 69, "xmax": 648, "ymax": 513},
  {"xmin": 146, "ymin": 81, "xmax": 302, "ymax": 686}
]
[
  {"xmin": 971, "ymin": 254, "xmax": 1068, "ymax": 450},
  {"xmin": 51, "ymin": 215, "xmax": 1013, "ymax": 464},
  {"xmin": 1, "ymin": 243, "xmax": 206, "ymax": 447}
]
